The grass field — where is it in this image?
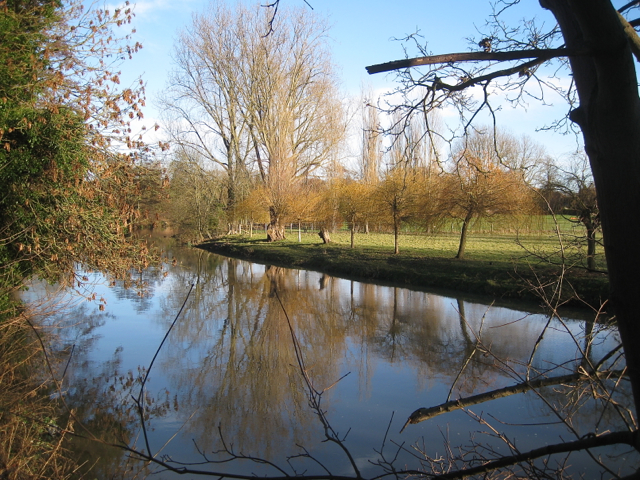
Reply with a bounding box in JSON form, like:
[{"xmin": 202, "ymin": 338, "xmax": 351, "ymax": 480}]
[{"xmin": 199, "ymin": 224, "xmax": 609, "ymax": 309}]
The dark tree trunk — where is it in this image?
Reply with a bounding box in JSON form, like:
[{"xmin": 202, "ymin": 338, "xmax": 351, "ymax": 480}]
[
  {"xmin": 543, "ymin": 0, "xmax": 640, "ymax": 414},
  {"xmin": 265, "ymin": 265, "xmax": 284, "ymax": 296},
  {"xmin": 455, "ymin": 210, "xmax": 474, "ymax": 259},
  {"xmin": 318, "ymin": 227, "xmax": 331, "ymax": 244}
]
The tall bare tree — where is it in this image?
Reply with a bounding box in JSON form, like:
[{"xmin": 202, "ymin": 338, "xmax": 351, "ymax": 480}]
[
  {"xmin": 162, "ymin": 2, "xmax": 344, "ymax": 241},
  {"xmin": 242, "ymin": 8, "xmax": 345, "ymax": 240},
  {"xmin": 547, "ymin": 154, "xmax": 601, "ymax": 271},
  {"xmin": 360, "ymin": 92, "xmax": 382, "ymax": 186},
  {"xmin": 168, "ymin": 148, "xmax": 226, "ymax": 241},
  {"xmin": 161, "ymin": 3, "xmax": 252, "ymax": 215}
]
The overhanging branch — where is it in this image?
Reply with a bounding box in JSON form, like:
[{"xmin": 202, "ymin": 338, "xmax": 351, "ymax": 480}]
[
  {"xmin": 366, "ymin": 48, "xmax": 587, "ymax": 75},
  {"xmin": 401, "ymin": 369, "xmax": 627, "ymax": 431},
  {"xmin": 431, "ymin": 430, "xmax": 639, "ymax": 480},
  {"xmin": 434, "ymin": 56, "xmax": 546, "ymax": 93}
]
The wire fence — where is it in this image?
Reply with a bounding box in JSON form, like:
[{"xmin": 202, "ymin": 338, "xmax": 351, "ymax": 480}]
[{"xmin": 229, "ymin": 215, "xmax": 589, "ymax": 238}]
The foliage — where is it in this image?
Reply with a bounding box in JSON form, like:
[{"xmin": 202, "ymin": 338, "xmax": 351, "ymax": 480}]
[
  {"xmin": 234, "ymin": 185, "xmax": 271, "ymax": 228},
  {"xmin": 335, "ymin": 179, "xmax": 374, "ymax": 248},
  {"xmin": 373, "ymin": 168, "xmax": 421, "ymax": 254},
  {"xmin": 0, "ymin": 0, "xmax": 153, "ymax": 291},
  {"xmin": 0, "ymin": 0, "xmax": 155, "ymax": 478},
  {"xmin": 439, "ymin": 130, "xmax": 540, "ymax": 259},
  {"xmin": 166, "ymin": 150, "xmax": 227, "ymax": 241},
  {"xmin": 0, "ymin": 310, "xmax": 76, "ymax": 479}
]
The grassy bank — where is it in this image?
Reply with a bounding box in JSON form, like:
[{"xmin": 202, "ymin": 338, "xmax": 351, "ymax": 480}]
[{"xmin": 198, "ymin": 230, "xmax": 610, "ymax": 308}]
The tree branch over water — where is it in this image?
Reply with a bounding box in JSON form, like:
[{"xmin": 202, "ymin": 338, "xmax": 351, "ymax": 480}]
[
  {"xmin": 401, "ymin": 369, "xmax": 628, "ymax": 431},
  {"xmin": 425, "ymin": 429, "xmax": 638, "ymax": 480}
]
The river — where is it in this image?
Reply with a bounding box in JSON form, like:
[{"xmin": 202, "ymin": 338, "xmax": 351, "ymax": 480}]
[{"xmin": 24, "ymin": 243, "xmax": 636, "ymax": 478}]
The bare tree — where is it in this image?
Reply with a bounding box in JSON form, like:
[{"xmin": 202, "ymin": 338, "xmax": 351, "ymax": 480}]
[
  {"xmin": 242, "ymin": 8, "xmax": 345, "ymax": 241},
  {"xmin": 357, "ymin": 92, "xmax": 383, "ymax": 234},
  {"xmin": 539, "ymin": 154, "xmax": 600, "ymax": 271},
  {"xmin": 360, "ymin": 93, "xmax": 382, "ymax": 186},
  {"xmin": 374, "ymin": 167, "xmax": 419, "ymax": 254},
  {"xmin": 162, "ymin": 2, "xmax": 344, "ymax": 241},
  {"xmin": 161, "ymin": 3, "xmax": 252, "ymax": 216},
  {"xmin": 167, "ymin": 148, "xmax": 226, "ymax": 241}
]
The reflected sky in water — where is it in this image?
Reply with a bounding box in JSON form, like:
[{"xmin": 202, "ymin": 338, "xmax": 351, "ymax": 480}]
[{"xmin": 25, "ymin": 244, "xmax": 636, "ymax": 478}]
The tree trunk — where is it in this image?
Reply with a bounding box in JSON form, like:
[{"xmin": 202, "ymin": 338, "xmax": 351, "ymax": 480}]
[
  {"xmin": 266, "ymin": 207, "xmax": 285, "ymax": 242},
  {"xmin": 350, "ymin": 222, "xmax": 355, "ymax": 248},
  {"xmin": 318, "ymin": 227, "xmax": 331, "ymax": 244},
  {"xmin": 226, "ymin": 136, "xmax": 237, "ymax": 215},
  {"xmin": 543, "ymin": 0, "xmax": 640, "ymax": 414},
  {"xmin": 455, "ymin": 210, "xmax": 474, "ymax": 259},
  {"xmin": 586, "ymin": 223, "xmax": 597, "ymax": 272},
  {"xmin": 298, "ymin": 221, "xmax": 302, "ymax": 243},
  {"xmin": 393, "ymin": 219, "xmax": 400, "ymax": 255}
]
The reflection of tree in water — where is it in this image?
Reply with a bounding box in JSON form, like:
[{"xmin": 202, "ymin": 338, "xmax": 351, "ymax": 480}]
[
  {"xmin": 524, "ymin": 320, "xmax": 630, "ymax": 438},
  {"xmin": 350, "ymin": 286, "xmax": 495, "ymax": 395},
  {"xmin": 50, "ymin": 249, "xmax": 626, "ymax": 476},
  {"xmin": 62, "ymin": 349, "xmax": 171, "ymax": 479},
  {"xmin": 153, "ymin": 259, "xmax": 349, "ymax": 460},
  {"xmin": 108, "ymin": 266, "xmax": 162, "ymax": 313},
  {"xmin": 107, "ymin": 247, "xmax": 225, "ymax": 316},
  {"xmin": 152, "ymin": 254, "xmax": 602, "ymax": 462},
  {"xmin": 40, "ymin": 304, "xmax": 170, "ymax": 478}
]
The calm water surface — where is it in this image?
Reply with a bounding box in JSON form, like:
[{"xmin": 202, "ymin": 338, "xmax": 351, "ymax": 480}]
[{"xmin": 26, "ymin": 244, "xmax": 636, "ymax": 478}]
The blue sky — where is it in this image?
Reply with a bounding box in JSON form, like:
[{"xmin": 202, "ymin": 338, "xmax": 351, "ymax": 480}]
[{"xmin": 110, "ymin": 0, "xmax": 591, "ymax": 159}]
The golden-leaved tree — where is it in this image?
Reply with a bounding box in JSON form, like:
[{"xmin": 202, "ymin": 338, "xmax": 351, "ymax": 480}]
[
  {"xmin": 442, "ymin": 131, "xmax": 539, "ymax": 259},
  {"xmin": 1, "ymin": 0, "xmax": 156, "ymax": 293}
]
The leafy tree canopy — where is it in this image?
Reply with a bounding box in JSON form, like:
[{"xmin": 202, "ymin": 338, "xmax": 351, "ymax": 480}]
[{"xmin": 0, "ymin": 0, "xmax": 153, "ymax": 294}]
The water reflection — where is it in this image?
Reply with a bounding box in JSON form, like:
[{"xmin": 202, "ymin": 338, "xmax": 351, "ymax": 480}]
[{"xmin": 31, "ymin": 245, "xmax": 635, "ymax": 477}]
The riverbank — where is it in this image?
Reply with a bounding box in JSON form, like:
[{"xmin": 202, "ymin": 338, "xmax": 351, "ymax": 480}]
[{"xmin": 197, "ymin": 232, "xmax": 610, "ymax": 309}]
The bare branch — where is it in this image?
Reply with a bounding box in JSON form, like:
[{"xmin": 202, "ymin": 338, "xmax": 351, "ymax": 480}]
[
  {"xmin": 426, "ymin": 430, "xmax": 638, "ymax": 480},
  {"xmin": 401, "ymin": 369, "xmax": 627, "ymax": 429},
  {"xmin": 618, "ymin": 11, "xmax": 640, "ymax": 62},
  {"xmin": 366, "ymin": 47, "xmax": 588, "ymax": 75},
  {"xmin": 619, "ymin": 1, "xmax": 640, "ymax": 15}
]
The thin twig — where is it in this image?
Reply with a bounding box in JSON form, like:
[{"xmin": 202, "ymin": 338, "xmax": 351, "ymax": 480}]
[{"xmin": 135, "ymin": 283, "xmax": 194, "ymax": 457}]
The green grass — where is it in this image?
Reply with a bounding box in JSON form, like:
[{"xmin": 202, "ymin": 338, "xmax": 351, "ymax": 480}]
[{"xmin": 198, "ymin": 228, "xmax": 609, "ymax": 308}]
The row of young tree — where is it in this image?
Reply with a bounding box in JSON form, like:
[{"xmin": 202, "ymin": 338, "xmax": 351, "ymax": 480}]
[{"xmin": 161, "ymin": 122, "xmax": 597, "ymax": 262}]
